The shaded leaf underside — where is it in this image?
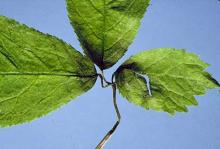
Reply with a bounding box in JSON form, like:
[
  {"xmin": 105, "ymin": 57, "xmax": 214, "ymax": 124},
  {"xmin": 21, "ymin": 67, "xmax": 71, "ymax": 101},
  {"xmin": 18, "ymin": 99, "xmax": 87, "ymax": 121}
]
[
  {"xmin": 116, "ymin": 48, "xmax": 220, "ymax": 114},
  {"xmin": 0, "ymin": 16, "xmax": 97, "ymax": 127}
]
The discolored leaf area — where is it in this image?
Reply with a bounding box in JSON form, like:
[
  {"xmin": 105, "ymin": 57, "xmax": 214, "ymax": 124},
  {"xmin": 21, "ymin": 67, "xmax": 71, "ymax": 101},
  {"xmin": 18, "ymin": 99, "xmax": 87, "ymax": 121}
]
[
  {"xmin": 0, "ymin": 16, "xmax": 97, "ymax": 127},
  {"xmin": 115, "ymin": 48, "xmax": 220, "ymax": 114},
  {"xmin": 67, "ymin": 0, "xmax": 150, "ymax": 70}
]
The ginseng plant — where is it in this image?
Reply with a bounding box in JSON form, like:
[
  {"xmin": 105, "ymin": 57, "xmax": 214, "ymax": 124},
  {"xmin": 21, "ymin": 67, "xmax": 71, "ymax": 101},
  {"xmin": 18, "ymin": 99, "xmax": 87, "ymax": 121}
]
[{"xmin": 0, "ymin": 0, "xmax": 220, "ymax": 149}]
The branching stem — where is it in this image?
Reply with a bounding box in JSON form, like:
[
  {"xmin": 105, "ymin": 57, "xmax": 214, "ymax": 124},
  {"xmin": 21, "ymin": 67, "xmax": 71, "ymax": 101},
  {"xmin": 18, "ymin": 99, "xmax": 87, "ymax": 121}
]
[
  {"xmin": 95, "ymin": 71, "xmax": 121, "ymax": 149},
  {"xmin": 98, "ymin": 71, "xmax": 112, "ymax": 88}
]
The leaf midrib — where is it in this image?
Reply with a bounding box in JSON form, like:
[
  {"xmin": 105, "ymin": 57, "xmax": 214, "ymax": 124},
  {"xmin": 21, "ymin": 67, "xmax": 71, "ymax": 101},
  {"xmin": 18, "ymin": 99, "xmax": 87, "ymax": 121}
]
[
  {"xmin": 101, "ymin": 0, "xmax": 106, "ymax": 68},
  {"xmin": 0, "ymin": 72, "xmax": 97, "ymax": 78}
]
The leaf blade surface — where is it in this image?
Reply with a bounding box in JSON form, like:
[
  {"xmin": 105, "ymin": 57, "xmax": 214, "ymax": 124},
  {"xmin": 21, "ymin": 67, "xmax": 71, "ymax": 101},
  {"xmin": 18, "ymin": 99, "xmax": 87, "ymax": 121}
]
[
  {"xmin": 115, "ymin": 48, "xmax": 220, "ymax": 114},
  {"xmin": 67, "ymin": 0, "xmax": 150, "ymax": 69},
  {"xmin": 0, "ymin": 16, "xmax": 97, "ymax": 127}
]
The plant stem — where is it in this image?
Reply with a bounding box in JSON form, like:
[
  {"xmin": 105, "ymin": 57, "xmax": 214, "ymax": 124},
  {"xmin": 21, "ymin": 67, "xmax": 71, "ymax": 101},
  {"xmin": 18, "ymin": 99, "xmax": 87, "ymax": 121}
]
[
  {"xmin": 95, "ymin": 72, "xmax": 121, "ymax": 149},
  {"xmin": 98, "ymin": 71, "xmax": 112, "ymax": 88}
]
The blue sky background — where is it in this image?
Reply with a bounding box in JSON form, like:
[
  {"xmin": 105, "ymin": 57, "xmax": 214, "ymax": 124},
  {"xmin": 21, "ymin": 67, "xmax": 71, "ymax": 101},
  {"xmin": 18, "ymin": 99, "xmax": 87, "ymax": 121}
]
[{"xmin": 0, "ymin": 0, "xmax": 220, "ymax": 149}]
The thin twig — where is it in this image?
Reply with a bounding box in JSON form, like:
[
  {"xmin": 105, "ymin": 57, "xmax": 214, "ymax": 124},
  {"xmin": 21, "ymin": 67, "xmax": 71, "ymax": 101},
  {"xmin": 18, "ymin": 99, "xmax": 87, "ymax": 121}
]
[{"xmin": 95, "ymin": 72, "xmax": 121, "ymax": 149}]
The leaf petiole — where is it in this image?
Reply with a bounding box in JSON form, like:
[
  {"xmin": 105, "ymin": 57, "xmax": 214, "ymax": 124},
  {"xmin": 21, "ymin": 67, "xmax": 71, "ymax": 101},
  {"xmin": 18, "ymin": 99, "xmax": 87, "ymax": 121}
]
[{"xmin": 98, "ymin": 70, "xmax": 113, "ymax": 88}]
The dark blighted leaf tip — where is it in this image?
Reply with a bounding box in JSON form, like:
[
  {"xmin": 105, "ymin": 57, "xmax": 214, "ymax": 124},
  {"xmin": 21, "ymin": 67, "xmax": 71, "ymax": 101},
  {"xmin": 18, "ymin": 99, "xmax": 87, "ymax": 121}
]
[{"xmin": 206, "ymin": 73, "xmax": 220, "ymax": 88}]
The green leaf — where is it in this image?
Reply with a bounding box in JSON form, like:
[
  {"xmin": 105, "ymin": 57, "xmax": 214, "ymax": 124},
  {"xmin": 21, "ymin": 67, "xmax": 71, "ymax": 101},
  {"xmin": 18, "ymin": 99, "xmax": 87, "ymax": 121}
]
[
  {"xmin": 66, "ymin": 0, "xmax": 150, "ymax": 70},
  {"xmin": 0, "ymin": 16, "xmax": 97, "ymax": 127},
  {"xmin": 115, "ymin": 48, "xmax": 220, "ymax": 114}
]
